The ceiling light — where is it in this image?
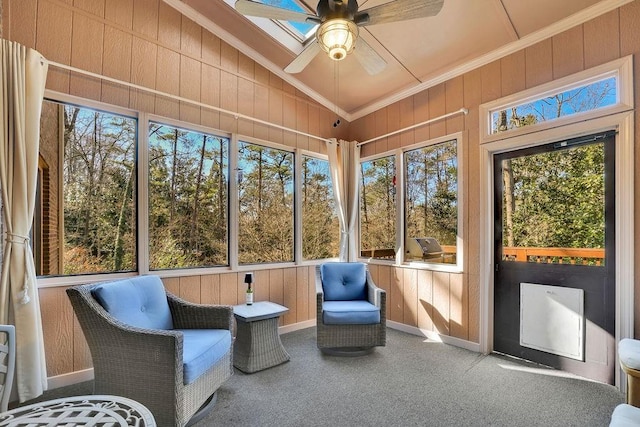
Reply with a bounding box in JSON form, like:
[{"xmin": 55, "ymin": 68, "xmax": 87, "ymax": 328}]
[{"xmin": 316, "ymin": 19, "xmax": 358, "ymax": 61}]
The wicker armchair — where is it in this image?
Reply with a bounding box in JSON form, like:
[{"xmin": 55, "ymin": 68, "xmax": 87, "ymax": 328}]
[
  {"xmin": 316, "ymin": 263, "xmax": 386, "ymax": 355},
  {"xmin": 66, "ymin": 276, "xmax": 233, "ymax": 427}
]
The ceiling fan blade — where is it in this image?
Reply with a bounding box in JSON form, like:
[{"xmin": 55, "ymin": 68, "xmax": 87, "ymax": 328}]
[
  {"xmin": 235, "ymin": 0, "xmax": 318, "ymax": 23},
  {"xmin": 284, "ymin": 41, "xmax": 321, "ymax": 74},
  {"xmin": 353, "ymin": 38, "xmax": 387, "ymax": 75},
  {"xmin": 355, "ymin": 0, "xmax": 444, "ymax": 27}
]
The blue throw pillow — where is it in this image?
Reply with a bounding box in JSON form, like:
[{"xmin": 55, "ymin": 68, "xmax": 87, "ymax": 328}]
[
  {"xmin": 92, "ymin": 276, "xmax": 174, "ymax": 330},
  {"xmin": 320, "ymin": 262, "xmax": 367, "ymax": 301}
]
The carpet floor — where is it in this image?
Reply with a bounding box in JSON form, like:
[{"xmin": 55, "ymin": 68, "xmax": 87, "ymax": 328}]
[{"xmin": 24, "ymin": 327, "xmax": 625, "ymax": 426}]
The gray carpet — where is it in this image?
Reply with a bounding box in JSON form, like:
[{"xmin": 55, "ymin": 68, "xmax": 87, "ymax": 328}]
[{"xmin": 25, "ymin": 327, "xmax": 624, "ymax": 426}]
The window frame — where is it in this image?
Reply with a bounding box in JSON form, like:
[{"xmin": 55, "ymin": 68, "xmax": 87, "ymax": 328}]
[
  {"xmin": 480, "ymin": 56, "xmax": 633, "ymax": 143},
  {"xmin": 35, "ymin": 94, "xmax": 341, "ymax": 288},
  {"xmin": 296, "ymin": 149, "xmax": 340, "ymax": 264},
  {"xmin": 358, "ymin": 132, "xmax": 464, "ymax": 273},
  {"xmin": 37, "ymin": 91, "xmax": 141, "ymax": 287}
]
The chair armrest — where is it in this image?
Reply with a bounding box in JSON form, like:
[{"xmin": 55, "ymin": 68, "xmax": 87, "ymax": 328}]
[
  {"xmin": 167, "ymin": 293, "xmax": 234, "ymax": 331},
  {"xmin": 366, "ymin": 270, "xmax": 386, "ymax": 313},
  {"xmin": 315, "ymin": 266, "xmax": 325, "ymax": 319}
]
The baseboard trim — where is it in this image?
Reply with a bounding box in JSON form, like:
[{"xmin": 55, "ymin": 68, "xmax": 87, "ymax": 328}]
[
  {"xmin": 387, "ymin": 321, "xmax": 481, "ymax": 353},
  {"xmin": 47, "ymin": 368, "xmax": 94, "ymax": 390},
  {"xmin": 45, "ymin": 320, "xmax": 479, "ymax": 390},
  {"xmin": 279, "ymin": 319, "xmax": 315, "ymax": 334}
]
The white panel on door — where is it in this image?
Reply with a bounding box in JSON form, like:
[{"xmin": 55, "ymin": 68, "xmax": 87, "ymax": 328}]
[{"xmin": 520, "ymin": 282, "xmax": 584, "ymax": 361}]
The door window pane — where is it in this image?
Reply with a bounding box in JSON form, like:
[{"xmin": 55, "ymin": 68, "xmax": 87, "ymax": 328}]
[
  {"xmin": 404, "ymin": 140, "xmax": 458, "ymax": 264},
  {"xmin": 238, "ymin": 141, "xmax": 294, "ymax": 264},
  {"xmin": 148, "ymin": 122, "xmax": 229, "ymax": 269},
  {"xmin": 501, "ymin": 142, "xmax": 605, "ymax": 265},
  {"xmin": 301, "ymin": 156, "xmax": 339, "ymax": 260},
  {"xmin": 360, "ymin": 155, "xmax": 396, "ymax": 260}
]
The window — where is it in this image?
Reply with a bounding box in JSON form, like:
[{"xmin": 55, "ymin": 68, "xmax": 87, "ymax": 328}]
[
  {"xmin": 359, "ymin": 155, "xmax": 397, "ymax": 260},
  {"xmin": 37, "ymin": 100, "xmax": 137, "ymax": 276},
  {"xmin": 404, "ymin": 140, "xmax": 458, "ymax": 265},
  {"xmin": 301, "ymin": 155, "xmax": 339, "ymax": 260},
  {"xmin": 491, "ymin": 77, "xmax": 617, "ymax": 134},
  {"xmin": 259, "ymin": 0, "xmax": 317, "ymax": 40},
  {"xmin": 148, "ymin": 122, "xmax": 229, "ymax": 270},
  {"xmin": 238, "ymin": 141, "xmax": 294, "ymax": 264}
]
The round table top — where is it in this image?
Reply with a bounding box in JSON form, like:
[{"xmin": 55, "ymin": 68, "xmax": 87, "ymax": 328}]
[{"xmin": 0, "ymin": 394, "xmax": 156, "ymax": 426}]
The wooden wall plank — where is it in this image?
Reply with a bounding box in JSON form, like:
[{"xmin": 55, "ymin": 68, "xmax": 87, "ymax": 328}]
[
  {"xmin": 201, "ymin": 63, "xmax": 221, "ymax": 130},
  {"xmin": 254, "ymin": 270, "xmax": 270, "ymax": 303},
  {"xmin": 162, "ymin": 277, "xmax": 180, "ymax": 295},
  {"xmin": 268, "ymin": 84, "xmax": 284, "ymax": 144},
  {"xmin": 179, "ymin": 275, "xmax": 201, "ymax": 302},
  {"xmin": 307, "ymin": 104, "xmax": 321, "ymax": 153},
  {"xmin": 282, "ymin": 94, "xmax": 297, "ymax": 148},
  {"xmin": 445, "ymin": 76, "xmax": 465, "ymax": 133},
  {"xmin": 386, "ymin": 102, "xmax": 400, "ymax": 150},
  {"xmin": 296, "ymin": 99, "xmax": 309, "ymax": 150},
  {"xmin": 201, "ymin": 274, "xmax": 220, "ymax": 305},
  {"xmin": 552, "ymin": 25, "xmax": 584, "ymax": 79},
  {"xmin": 101, "ymin": 25, "xmax": 131, "ymax": 107},
  {"xmin": 428, "ymin": 83, "xmax": 446, "ymax": 138},
  {"xmin": 132, "ymin": 0, "xmax": 158, "ymax": 39},
  {"xmin": 432, "ymin": 272, "xmax": 450, "ymax": 335},
  {"xmin": 269, "ymin": 269, "xmax": 285, "ymax": 306},
  {"xmin": 220, "ymin": 70, "xmax": 238, "ymax": 133},
  {"xmin": 500, "ymin": 51, "xmax": 526, "ymax": 97},
  {"xmin": 105, "ymin": 0, "xmax": 133, "ymax": 29},
  {"xmin": 308, "ymin": 265, "xmax": 316, "ymax": 321},
  {"xmin": 129, "ymin": 37, "xmax": 157, "ymax": 112},
  {"xmin": 254, "ymin": 82, "xmax": 270, "ymax": 141},
  {"xmin": 179, "ymin": 54, "xmax": 201, "ymax": 124},
  {"xmin": 283, "ymin": 268, "xmax": 297, "ymax": 324},
  {"xmin": 155, "ymin": 46, "xmax": 180, "ymax": 119},
  {"xmin": 417, "ymin": 269, "xmax": 433, "ymax": 331},
  {"xmin": 463, "ymin": 68, "xmax": 482, "ymax": 137},
  {"xmin": 524, "ymin": 39, "xmax": 553, "ymax": 89},
  {"xmin": 180, "ymin": 14, "xmax": 201, "ymax": 57},
  {"xmin": 7, "ymin": 0, "xmax": 36, "ymax": 47},
  {"xmin": 157, "ymin": 1, "xmax": 181, "ymax": 50},
  {"xmin": 39, "ymin": 287, "xmax": 74, "ymax": 376},
  {"xmin": 36, "ymin": 1, "xmax": 72, "ymax": 92},
  {"xmin": 468, "ymin": 273, "xmax": 480, "ymax": 343},
  {"xmin": 237, "ymin": 77, "xmax": 255, "ymax": 136},
  {"xmin": 480, "ymin": 60, "xmax": 501, "ymax": 103},
  {"xmin": 413, "ymin": 91, "xmax": 429, "ymax": 143},
  {"xmin": 389, "ymin": 267, "xmax": 404, "ymax": 322},
  {"xmin": 399, "ymin": 96, "xmax": 415, "ymax": 147},
  {"xmin": 402, "ymin": 268, "xmax": 417, "ymax": 327},
  {"xmin": 584, "ymin": 9, "xmax": 620, "ymax": 69},
  {"xmin": 449, "ymin": 273, "xmax": 467, "ymax": 340},
  {"xmin": 69, "ymin": 12, "xmax": 104, "ymax": 100},
  {"xmin": 296, "ymin": 266, "xmax": 309, "ymax": 322},
  {"xmin": 372, "ymin": 109, "xmax": 388, "ymax": 155},
  {"xmin": 220, "ymin": 272, "xmax": 238, "ymax": 306},
  {"xmin": 74, "ymin": 0, "xmax": 105, "ymax": 17}
]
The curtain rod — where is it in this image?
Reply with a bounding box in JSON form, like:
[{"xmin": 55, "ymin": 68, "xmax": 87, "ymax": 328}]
[
  {"xmin": 45, "ymin": 59, "xmax": 334, "ymax": 144},
  {"xmin": 356, "ymin": 108, "xmax": 469, "ymax": 147}
]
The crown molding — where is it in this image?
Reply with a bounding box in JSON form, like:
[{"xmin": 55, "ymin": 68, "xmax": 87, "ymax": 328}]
[{"xmin": 347, "ymin": 0, "xmax": 635, "ymax": 121}]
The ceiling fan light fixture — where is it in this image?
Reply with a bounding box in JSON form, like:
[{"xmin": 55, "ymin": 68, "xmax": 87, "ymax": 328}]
[{"xmin": 316, "ymin": 19, "xmax": 358, "ymax": 61}]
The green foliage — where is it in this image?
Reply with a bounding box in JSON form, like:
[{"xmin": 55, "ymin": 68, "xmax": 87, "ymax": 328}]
[
  {"xmin": 504, "ymin": 143, "xmax": 605, "ymax": 249},
  {"xmin": 360, "ymin": 156, "xmax": 397, "ymax": 253}
]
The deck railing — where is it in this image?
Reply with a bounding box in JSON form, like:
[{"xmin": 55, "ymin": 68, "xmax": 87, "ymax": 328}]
[
  {"xmin": 502, "ymin": 247, "xmax": 605, "ymax": 265},
  {"xmin": 360, "ymin": 246, "xmax": 605, "ymax": 265}
]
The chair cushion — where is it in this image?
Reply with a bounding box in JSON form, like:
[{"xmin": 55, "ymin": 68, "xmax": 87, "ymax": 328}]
[
  {"xmin": 322, "ymin": 301, "xmax": 380, "ymax": 325},
  {"xmin": 321, "ymin": 263, "xmax": 367, "ymax": 301},
  {"xmin": 610, "ymin": 404, "xmax": 640, "ymax": 426},
  {"xmin": 619, "ymin": 339, "xmax": 640, "ymax": 370},
  {"xmin": 179, "ymin": 329, "xmax": 232, "ymax": 385},
  {"xmin": 92, "ymin": 276, "xmax": 173, "ymax": 330}
]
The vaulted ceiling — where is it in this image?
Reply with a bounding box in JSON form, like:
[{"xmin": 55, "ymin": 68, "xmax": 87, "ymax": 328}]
[{"xmin": 164, "ymin": 0, "xmax": 627, "ymax": 121}]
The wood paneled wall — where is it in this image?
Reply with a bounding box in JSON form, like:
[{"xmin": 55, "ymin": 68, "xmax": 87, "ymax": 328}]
[
  {"xmin": 349, "ymin": 3, "xmax": 640, "ymax": 346},
  {"xmin": 2, "ymin": 0, "xmax": 640, "ymax": 381}
]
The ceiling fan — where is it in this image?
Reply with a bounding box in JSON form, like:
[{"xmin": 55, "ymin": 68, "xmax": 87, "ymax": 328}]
[{"xmin": 235, "ymin": 0, "xmax": 444, "ymax": 75}]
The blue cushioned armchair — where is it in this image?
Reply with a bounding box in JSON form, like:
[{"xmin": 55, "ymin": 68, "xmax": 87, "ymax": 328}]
[
  {"xmin": 66, "ymin": 276, "xmax": 233, "ymax": 427},
  {"xmin": 316, "ymin": 262, "xmax": 386, "ymax": 354}
]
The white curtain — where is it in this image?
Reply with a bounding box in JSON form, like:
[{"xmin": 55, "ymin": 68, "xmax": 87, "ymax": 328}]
[
  {"xmin": 326, "ymin": 139, "xmax": 360, "ymax": 262},
  {"xmin": 0, "ymin": 39, "xmax": 48, "ymax": 402}
]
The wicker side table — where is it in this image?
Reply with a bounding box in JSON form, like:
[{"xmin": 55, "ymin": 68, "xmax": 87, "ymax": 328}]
[{"xmin": 233, "ymin": 301, "xmax": 290, "ymax": 373}]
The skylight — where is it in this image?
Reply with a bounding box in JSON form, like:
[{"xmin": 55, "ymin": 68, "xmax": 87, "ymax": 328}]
[
  {"xmin": 225, "ymin": 0, "xmax": 317, "ymax": 52},
  {"xmin": 260, "ymin": 0, "xmax": 317, "ymax": 40}
]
